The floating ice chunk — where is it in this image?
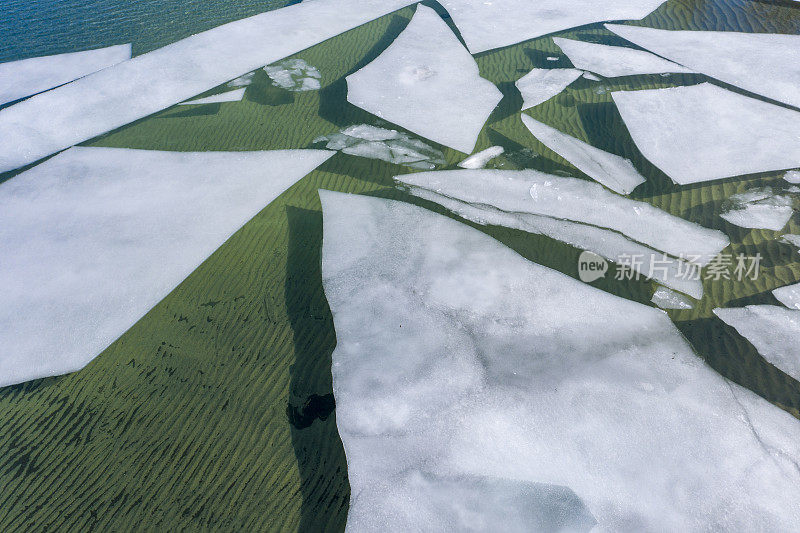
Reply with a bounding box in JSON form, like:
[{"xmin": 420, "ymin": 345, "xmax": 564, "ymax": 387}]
[
  {"xmin": 782, "ymin": 234, "xmax": 800, "ymax": 250},
  {"xmin": 0, "ymin": 44, "xmax": 131, "ymax": 106},
  {"xmin": 651, "ymin": 286, "xmax": 694, "ymax": 310},
  {"xmin": 178, "ymin": 88, "xmax": 246, "ymax": 105},
  {"xmin": 612, "ymin": 83, "xmax": 800, "ymax": 184},
  {"xmin": 264, "ymin": 58, "xmax": 322, "ymax": 91},
  {"xmin": 521, "ymin": 114, "xmax": 646, "ymax": 195},
  {"xmin": 785, "ymin": 170, "xmax": 800, "ymax": 184},
  {"xmin": 321, "ymin": 191, "xmax": 800, "ymax": 531},
  {"xmin": 228, "ymin": 72, "xmax": 255, "ymax": 88},
  {"xmin": 515, "ymin": 68, "xmax": 583, "ymax": 110},
  {"xmin": 582, "ymin": 72, "xmax": 601, "ymax": 81},
  {"xmin": 346, "ymin": 6, "xmax": 502, "ymax": 154},
  {"xmin": 0, "ymin": 0, "xmax": 416, "ymax": 173},
  {"xmin": 715, "ymin": 306, "xmax": 800, "ymax": 382},
  {"xmin": 458, "ymin": 146, "xmax": 505, "ymax": 169},
  {"xmin": 0, "ymin": 147, "xmax": 333, "ymax": 387},
  {"xmin": 315, "ymin": 124, "xmax": 445, "ymax": 169},
  {"xmin": 397, "ymin": 169, "xmax": 729, "ymax": 267},
  {"xmin": 552, "ymin": 37, "xmax": 692, "ymax": 78},
  {"xmin": 720, "ymin": 187, "xmax": 794, "ymax": 231},
  {"xmin": 774, "ymin": 283, "xmax": 800, "ymax": 310},
  {"xmin": 437, "ymin": 0, "xmax": 667, "ymax": 54},
  {"xmin": 606, "ymin": 25, "xmax": 800, "ymax": 109}
]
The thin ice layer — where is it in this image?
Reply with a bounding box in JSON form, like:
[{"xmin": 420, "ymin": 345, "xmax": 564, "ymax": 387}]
[
  {"xmin": 720, "ymin": 188, "xmax": 794, "ymax": 231},
  {"xmin": 0, "ymin": 44, "xmax": 131, "ymax": 106},
  {"xmin": 178, "ymin": 88, "xmax": 246, "ymax": 105},
  {"xmin": 552, "ymin": 37, "xmax": 691, "ymax": 78},
  {"xmin": 0, "ymin": 0, "xmax": 415, "ymax": 173},
  {"xmin": 612, "ymin": 83, "xmax": 800, "ymax": 184},
  {"xmin": 437, "ymin": 0, "xmax": 667, "ymax": 54},
  {"xmin": 322, "ymin": 191, "xmax": 800, "ymax": 531},
  {"xmin": 396, "ymin": 169, "xmax": 729, "ymax": 266},
  {"xmin": 515, "ymin": 68, "xmax": 583, "ymax": 110},
  {"xmin": 521, "ymin": 114, "xmax": 645, "ymax": 194},
  {"xmin": 458, "ymin": 146, "xmax": 504, "ymax": 169},
  {"xmin": 0, "ymin": 147, "xmax": 333, "ymax": 387},
  {"xmin": 715, "ymin": 306, "xmax": 800, "ymax": 382},
  {"xmin": 651, "ymin": 286, "xmax": 694, "ymax": 310},
  {"xmin": 773, "ymin": 283, "xmax": 800, "ymax": 310},
  {"xmin": 606, "ymin": 25, "xmax": 800, "ymax": 109},
  {"xmin": 346, "ymin": 6, "xmax": 502, "ymax": 154}
]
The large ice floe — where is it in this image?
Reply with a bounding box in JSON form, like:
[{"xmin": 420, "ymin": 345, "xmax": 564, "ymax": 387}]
[
  {"xmin": 0, "ymin": 0, "xmax": 416, "ymax": 173},
  {"xmin": 515, "ymin": 68, "xmax": 583, "ymax": 110},
  {"xmin": 774, "ymin": 283, "xmax": 800, "ymax": 310},
  {"xmin": 346, "ymin": 6, "xmax": 502, "ymax": 154},
  {"xmin": 396, "ymin": 169, "xmax": 730, "ymax": 298},
  {"xmin": 715, "ymin": 306, "xmax": 800, "ymax": 382},
  {"xmin": 0, "ymin": 44, "xmax": 131, "ymax": 106},
  {"xmin": 321, "ymin": 191, "xmax": 800, "ymax": 531},
  {"xmin": 552, "ymin": 37, "xmax": 692, "ymax": 78},
  {"xmin": 521, "ymin": 114, "xmax": 646, "ymax": 194},
  {"xmin": 612, "ymin": 83, "xmax": 800, "ymax": 184},
  {"xmin": 0, "ymin": 147, "xmax": 333, "ymax": 387},
  {"xmin": 178, "ymin": 88, "xmax": 246, "ymax": 105},
  {"xmin": 606, "ymin": 25, "xmax": 800, "ymax": 110},
  {"xmin": 720, "ymin": 187, "xmax": 794, "ymax": 231},
  {"xmin": 436, "ymin": 0, "xmax": 667, "ymax": 54}
]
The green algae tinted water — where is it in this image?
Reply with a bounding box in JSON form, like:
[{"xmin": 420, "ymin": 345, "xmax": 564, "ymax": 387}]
[{"xmin": 1, "ymin": 0, "xmax": 800, "ymax": 530}]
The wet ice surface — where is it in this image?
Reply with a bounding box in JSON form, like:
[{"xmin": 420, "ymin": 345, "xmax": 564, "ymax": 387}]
[
  {"xmin": 314, "ymin": 124, "xmax": 445, "ymax": 169},
  {"xmin": 715, "ymin": 306, "xmax": 800, "ymax": 382},
  {"xmin": 322, "ymin": 191, "xmax": 800, "ymax": 532},
  {"xmin": 553, "ymin": 37, "xmax": 691, "ymax": 78},
  {"xmin": 0, "ymin": 147, "xmax": 333, "ymax": 387},
  {"xmin": 612, "ymin": 83, "xmax": 800, "ymax": 184},
  {"xmin": 521, "ymin": 114, "xmax": 646, "ymax": 194},
  {"xmin": 438, "ymin": 0, "xmax": 667, "ymax": 54},
  {"xmin": 720, "ymin": 187, "xmax": 794, "ymax": 231},
  {"xmin": 0, "ymin": 0, "xmax": 416, "ymax": 173},
  {"xmin": 606, "ymin": 25, "xmax": 800, "ymax": 110},
  {"xmin": 178, "ymin": 88, "xmax": 246, "ymax": 105},
  {"xmin": 785, "ymin": 171, "xmax": 800, "ymax": 184},
  {"xmin": 458, "ymin": 146, "xmax": 505, "ymax": 169},
  {"xmin": 0, "ymin": 44, "xmax": 131, "ymax": 107},
  {"xmin": 264, "ymin": 58, "xmax": 321, "ymax": 92},
  {"xmin": 346, "ymin": 6, "xmax": 502, "ymax": 154},
  {"xmin": 774, "ymin": 283, "xmax": 800, "ymax": 310},
  {"xmin": 515, "ymin": 68, "xmax": 583, "ymax": 110},
  {"xmin": 651, "ymin": 286, "xmax": 694, "ymax": 310}
]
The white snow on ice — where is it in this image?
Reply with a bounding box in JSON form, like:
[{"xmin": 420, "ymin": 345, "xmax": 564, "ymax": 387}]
[
  {"xmin": 774, "ymin": 283, "xmax": 800, "ymax": 310},
  {"xmin": 178, "ymin": 88, "xmax": 246, "ymax": 105},
  {"xmin": 552, "ymin": 37, "xmax": 692, "ymax": 78},
  {"xmin": 720, "ymin": 187, "xmax": 794, "ymax": 231},
  {"xmin": 515, "ymin": 68, "xmax": 582, "ymax": 110},
  {"xmin": 346, "ymin": 6, "xmax": 502, "ymax": 154},
  {"xmin": 0, "ymin": 147, "xmax": 333, "ymax": 387}
]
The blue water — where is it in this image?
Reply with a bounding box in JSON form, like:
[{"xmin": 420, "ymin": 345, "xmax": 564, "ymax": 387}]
[{"xmin": 0, "ymin": 0, "xmax": 294, "ymax": 62}]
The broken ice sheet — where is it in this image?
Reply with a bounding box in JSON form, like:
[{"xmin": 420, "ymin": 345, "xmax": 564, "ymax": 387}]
[
  {"xmin": 651, "ymin": 286, "xmax": 694, "ymax": 310},
  {"xmin": 264, "ymin": 58, "xmax": 321, "ymax": 92},
  {"xmin": 0, "ymin": 147, "xmax": 333, "ymax": 387},
  {"xmin": 521, "ymin": 114, "xmax": 646, "ymax": 195},
  {"xmin": 784, "ymin": 170, "xmax": 800, "ymax": 184},
  {"xmin": 314, "ymin": 124, "xmax": 446, "ymax": 169},
  {"xmin": 720, "ymin": 187, "xmax": 794, "ymax": 231},
  {"xmin": 552, "ymin": 37, "xmax": 692, "ymax": 78},
  {"xmin": 228, "ymin": 72, "xmax": 255, "ymax": 88},
  {"xmin": 773, "ymin": 283, "xmax": 800, "ymax": 310},
  {"xmin": 458, "ymin": 146, "xmax": 504, "ymax": 169},
  {"xmin": 715, "ymin": 306, "xmax": 800, "ymax": 382},
  {"xmin": 515, "ymin": 68, "xmax": 583, "ymax": 110},
  {"xmin": 321, "ymin": 191, "xmax": 800, "ymax": 531},
  {"xmin": 782, "ymin": 234, "xmax": 800, "ymax": 250},
  {"xmin": 178, "ymin": 88, "xmax": 246, "ymax": 105},
  {"xmin": 612, "ymin": 83, "xmax": 800, "ymax": 184},
  {"xmin": 346, "ymin": 5, "xmax": 502, "ymax": 154}
]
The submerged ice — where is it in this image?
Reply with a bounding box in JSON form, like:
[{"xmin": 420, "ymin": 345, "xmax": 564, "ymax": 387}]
[
  {"xmin": 552, "ymin": 37, "xmax": 692, "ymax": 78},
  {"xmin": 314, "ymin": 124, "xmax": 445, "ymax": 169},
  {"xmin": 264, "ymin": 58, "xmax": 321, "ymax": 92},
  {"xmin": 720, "ymin": 187, "xmax": 794, "ymax": 231}
]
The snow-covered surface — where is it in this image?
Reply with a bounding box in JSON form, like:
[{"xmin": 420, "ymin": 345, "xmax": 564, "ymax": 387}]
[
  {"xmin": 0, "ymin": 147, "xmax": 333, "ymax": 387},
  {"xmin": 346, "ymin": 6, "xmax": 502, "ymax": 154},
  {"xmin": 458, "ymin": 146, "xmax": 504, "ymax": 169},
  {"xmin": 606, "ymin": 25, "xmax": 800, "ymax": 109},
  {"xmin": 321, "ymin": 191, "xmax": 800, "ymax": 531},
  {"xmin": 784, "ymin": 170, "xmax": 800, "ymax": 184},
  {"xmin": 228, "ymin": 72, "xmax": 255, "ymax": 88},
  {"xmin": 720, "ymin": 188, "xmax": 794, "ymax": 231},
  {"xmin": 651, "ymin": 286, "xmax": 694, "ymax": 310},
  {"xmin": 515, "ymin": 68, "xmax": 582, "ymax": 110},
  {"xmin": 315, "ymin": 124, "xmax": 445, "ymax": 170},
  {"xmin": 521, "ymin": 114, "xmax": 646, "ymax": 194},
  {"xmin": 715, "ymin": 306, "xmax": 800, "ymax": 382},
  {"xmin": 264, "ymin": 58, "xmax": 321, "ymax": 91},
  {"xmin": 612, "ymin": 83, "xmax": 800, "ymax": 184},
  {"xmin": 437, "ymin": 0, "xmax": 667, "ymax": 54},
  {"xmin": 0, "ymin": 0, "xmax": 416, "ymax": 173},
  {"xmin": 552, "ymin": 37, "xmax": 692, "ymax": 78},
  {"xmin": 178, "ymin": 88, "xmax": 246, "ymax": 105},
  {"xmin": 774, "ymin": 283, "xmax": 800, "ymax": 310},
  {"xmin": 0, "ymin": 44, "xmax": 131, "ymax": 106}
]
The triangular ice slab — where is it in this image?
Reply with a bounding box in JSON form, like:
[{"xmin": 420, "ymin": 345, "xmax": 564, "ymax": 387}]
[
  {"xmin": 346, "ymin": 6, "xmax": 502, "ymax": 154},
  {"xmin": 552, "ymin": 37, "xmax": 692, "ymax": 78},
  {"xmin": 321, "ymin": 191, "xmax": 800, "ymax": 531},
  {"xmin": 178, "ymin": 88, "xmax": 246, "ymax": 105},
  {"xmin": 607, "ymin": 25, "xmax": 800, "ymax": 109},
  {"xmin": 0, "ymin": 147, "xmax": 333, "ymax": 387},
  {"xmin": 516, "ymin": 68, "xmax": 582, "ymax": 110},
  {"xmin": 0, "ymin": 44, "xmax": 131, "ymax": 106},
  {"xmin": 612, "ymin": 83, "xmax": 800, "ymax": 184},
  {"xmin": 774, "ymin": 283, "xmax": 800, "ymax": 310}
]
